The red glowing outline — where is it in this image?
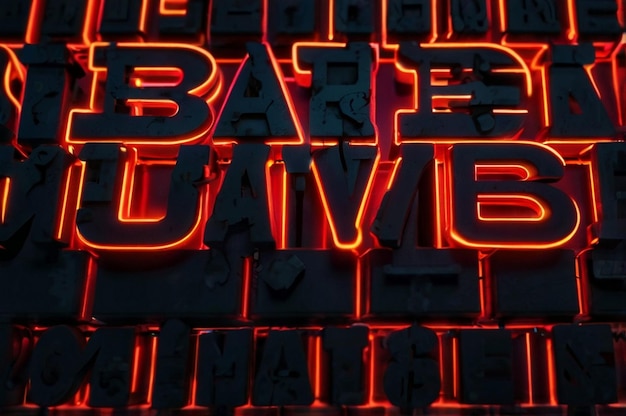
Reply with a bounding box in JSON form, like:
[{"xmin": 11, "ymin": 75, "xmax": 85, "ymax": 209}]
[
  {"xmin": 476, "ymin": 194, "xmax": 546, "ymax": 222},
  {"xmin": 525, "ymin": 332, "xmax": 533, "ymax": 405},
  {"xmin": 292, "ymin": 41, "xmax": 379, "ymax": 146},
  {"xmin": 65, "ymin": 42, "xmax": 222, "ymax": 147},
  {"xmin": 311, "ymin": 150, "xmax": 380, "ymax": 250},
  {"xmin": 159, "ymin": 0, "xmax": 188, "ymax": 16},
  {"xmin": 475, "ymin": 164, "xmax": 532, "ymax": 180},
  {"xmin": 2, "ymin": 2, "xmax": 623, "ymax": 411},
  {"xmin": 328, "ymin": 0, "xmax": 335, "ymax": 41},
  {"xmin": 393, "ymin": 42, "xmax": 532, "ymax": 145},
  {"xmin": 75, "ymin": 152, "xmax": 207, "ymax": 251},
  {"xmin": 213, "ymin": 42, "xmax": 305, "ymax": 146},
  {"xmin": 0, "ymin": 45, "xmax": 25, "ymax": 113},
  {"xmin": 447, "ymin": 142, "xmax": 581, "ymax": 249},
  {"xmin": 55, "ymin": 160, "xmax": 79, "ymax": 241},
  {"xmin": 293, "ymin": 41, "xmax": 347, "ymax": 87},
  {"xmin": 566, "ymin": 0, "xmax": 577, "ymax": 41},
  {"xmin": 0, "ymin": 178, "xmax": 9, "ymax": 224}
]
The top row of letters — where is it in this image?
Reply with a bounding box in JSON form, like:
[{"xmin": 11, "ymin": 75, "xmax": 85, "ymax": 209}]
[{"xmin": 0, "ymin": 0, "xmax": 623, "ymax": 51}]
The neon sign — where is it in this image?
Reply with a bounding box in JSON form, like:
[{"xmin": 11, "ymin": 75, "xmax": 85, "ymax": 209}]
[{"xmin": 0, "ymin": 0, "xmax": 625, "ymax": 413}]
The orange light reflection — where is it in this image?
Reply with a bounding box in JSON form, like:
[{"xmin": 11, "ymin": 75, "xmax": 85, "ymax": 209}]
[
  {"xmin": 147, "ymin": 336, "xmax": 158, "ymax": 404},
  {"xmin": 476, "ymin": 194, "xmax": 547, "ymax": 222},
  {"xmin": 566, "ymin": 0, "xmax": 577, "ymax": 41},
  {"xmin": 25, "ymin": 0, "xmax": 44, "ymax": 44},
  {"xmin": 315, "ymin": 335, "xmax": 322, "ymax": 399},
  {"xmin": 190, "ymin": 335, "xmax": 199, "ymax": 406},
  {"xmin": 1, "ymin": 45, "xmax": 25, "ymax": 113},
  {"xmin": 55, "ymin": 162, "xmax": 77, "ymax": 241},
  {"xmin": 80, "ymin": 256, "xmax": 97, "ymax": 320},
  {"xmin": 242, "ymin": 257, "xmax": 251, "ymax": 319},
  {"xmin": 525, "ymin": 332, "xmax": 533, "ymax": 405},
  {"xmin": 452, "ymin": 335, "xmax": 458, "ymax": 399},
  {"xmin": 355, "ymin": 258, "xmax": 362, "ymax": 318},
  {"xmin": 293, "ymin": 41, "xmax": 347, "ymax": 87},
  {"xmin": 131, "ymin": 342, "xmax": 142, "ymax": 393},
  {"xmin": 385, "ymin": 157, "xmax": 402, "ymax": 190},
  {"xmin": 546, "ymin": 338, "xmax": 557, "ymax": 405},
  {"xmin": 0, "ymin": 178, "xmax": 9, "ymax": 224},
  {"xmin": 281, "ymin": 164, "xmax": 288, "ymax": 248},
  {"xmin": 159, "ymin": 0, "xmax": 188, "ymax": 16},
  {"xmin": 117, "ymin": 152, "xmax": 168, "ymax": 223},
  {"xmin": 328, "ymin": 0, "xmax": 334, "ymax": 40},
  {"xmin": 475, "ymin": 164, "xmax": 532, "ymax": 180}
]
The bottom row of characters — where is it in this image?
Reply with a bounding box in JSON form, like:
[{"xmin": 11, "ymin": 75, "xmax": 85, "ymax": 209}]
[{"xmin": 0, "ymin": 322, "xmax": 619, "ymax": 410}]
